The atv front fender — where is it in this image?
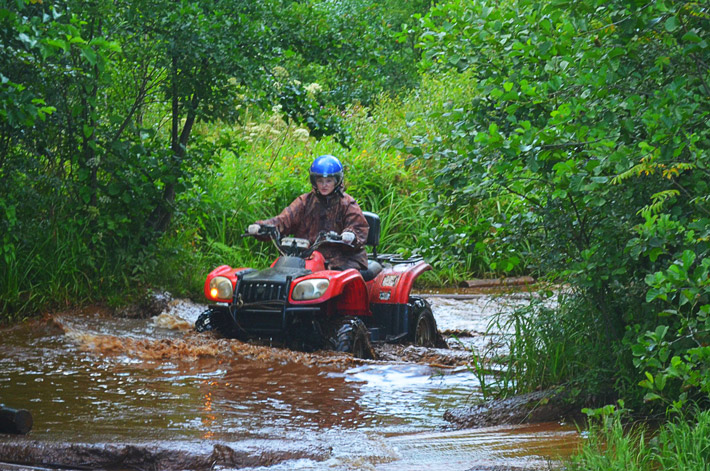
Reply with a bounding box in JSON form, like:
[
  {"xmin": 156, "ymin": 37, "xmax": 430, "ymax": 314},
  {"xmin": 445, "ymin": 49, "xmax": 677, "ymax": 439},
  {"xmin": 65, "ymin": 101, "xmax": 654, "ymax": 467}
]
[
  {"xmin": 204, "ymin": 265, "xmax": 252, "ymax": 302},
  {"xmin": 290, "ymin": 269, "xmax": 370, "ymax": 317}
]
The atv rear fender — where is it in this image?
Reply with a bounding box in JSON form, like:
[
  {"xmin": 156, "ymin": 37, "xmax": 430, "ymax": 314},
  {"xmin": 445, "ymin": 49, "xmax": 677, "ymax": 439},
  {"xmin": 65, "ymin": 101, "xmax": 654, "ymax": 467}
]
[
  {"xmin": 368, "ymin": 260, "xmax": 432, "ymax": 304},
  {"xmin": 290, "ymin": 269, "xmax": 370, "ymax": 317}
]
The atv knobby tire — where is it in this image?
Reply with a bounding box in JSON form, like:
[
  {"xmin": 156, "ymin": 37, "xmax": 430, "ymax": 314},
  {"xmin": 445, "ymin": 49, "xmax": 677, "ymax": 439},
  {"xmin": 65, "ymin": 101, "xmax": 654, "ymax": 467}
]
[
  {"xmin": 410, "ymin": 297, "xmax": 446, "ymax": 348},
  {"xmin": 195, "ymin": 308, "xmax": 239, "ymax": 338},
  {"xmin": 335, "ymin": 317, "xmax": 374, "ymax": 360},
  {"xmin": 194, "ymin": 309, "xmax": 214, "ymax": 332}
]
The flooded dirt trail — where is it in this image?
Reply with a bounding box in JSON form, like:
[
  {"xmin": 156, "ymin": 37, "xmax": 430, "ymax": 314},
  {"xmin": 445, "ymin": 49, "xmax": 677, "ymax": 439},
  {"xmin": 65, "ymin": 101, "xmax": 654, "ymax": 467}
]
[{"xmin": 0, "ymin": 293, "xmax": 580, "ymax": 470}]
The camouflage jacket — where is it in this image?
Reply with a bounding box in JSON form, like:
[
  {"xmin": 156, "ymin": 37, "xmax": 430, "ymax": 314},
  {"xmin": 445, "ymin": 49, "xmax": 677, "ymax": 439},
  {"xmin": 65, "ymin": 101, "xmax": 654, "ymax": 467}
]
[{"xmin": 257, "ymin": 190, "xmax": 369, "ymax": 270}]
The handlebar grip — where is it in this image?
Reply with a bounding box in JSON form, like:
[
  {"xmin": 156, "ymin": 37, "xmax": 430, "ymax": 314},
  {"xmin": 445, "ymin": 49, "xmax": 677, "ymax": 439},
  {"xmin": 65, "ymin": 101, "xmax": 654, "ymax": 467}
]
[{"xmin": 243, "ymin": 224, "xmax": 278, "ymax": 237}]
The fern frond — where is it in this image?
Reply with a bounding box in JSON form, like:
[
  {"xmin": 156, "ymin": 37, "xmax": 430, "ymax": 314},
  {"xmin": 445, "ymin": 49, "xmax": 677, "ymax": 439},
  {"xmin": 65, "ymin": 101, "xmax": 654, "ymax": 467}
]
[{"xmin": 638, "ymin": 189, "xmax": 680, "ymax": 218}]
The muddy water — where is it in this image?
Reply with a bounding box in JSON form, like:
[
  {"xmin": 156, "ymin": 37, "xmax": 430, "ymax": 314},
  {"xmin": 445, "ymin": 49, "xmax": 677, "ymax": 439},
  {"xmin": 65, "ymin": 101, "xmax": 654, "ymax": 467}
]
[{"xmin": 0, "ymin": 293, "xmax": 580, "ymax": 470}]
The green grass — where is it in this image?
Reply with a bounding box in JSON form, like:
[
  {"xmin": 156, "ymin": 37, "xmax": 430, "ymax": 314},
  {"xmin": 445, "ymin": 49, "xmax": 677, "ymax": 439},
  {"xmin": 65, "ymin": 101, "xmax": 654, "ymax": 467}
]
[
  {"xmin": 653, "ymin": 411, "xmax": 710, "ymax": 471},
  {"xmin": 567, "ymin": 409, "xmax": 710, "ymax": 471}
]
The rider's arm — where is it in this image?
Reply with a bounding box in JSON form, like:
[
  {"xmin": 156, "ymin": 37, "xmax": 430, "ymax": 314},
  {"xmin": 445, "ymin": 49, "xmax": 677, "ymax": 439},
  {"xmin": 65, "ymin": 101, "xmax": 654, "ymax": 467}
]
[
  {"xmin": 256, "ymin": 193, "xmax": 308, "ymax": 237},
  {"xmin": 341, "ymin": 199, "xmax": 369, "ymax": 248}
]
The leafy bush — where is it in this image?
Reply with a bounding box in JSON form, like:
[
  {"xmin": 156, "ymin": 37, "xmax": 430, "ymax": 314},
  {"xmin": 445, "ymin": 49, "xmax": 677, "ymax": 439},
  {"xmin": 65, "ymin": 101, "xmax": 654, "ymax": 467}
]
[
  {"xmin": 409, "ymin": 0, "xmax": 710, "ymax": 411},
  {"xmin": 0, "ymin": 0, "xmax": 432, "ymax": 318}
]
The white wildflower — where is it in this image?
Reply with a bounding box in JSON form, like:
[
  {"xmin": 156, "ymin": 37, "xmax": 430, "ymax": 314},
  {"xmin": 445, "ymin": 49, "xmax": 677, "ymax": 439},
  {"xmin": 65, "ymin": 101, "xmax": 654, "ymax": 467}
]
[
  {"xmin": 272, "ymin": 66, "xmax": 288, "ymax": 78},
  {"xmin": 305, "ymin": 82, "xmax": 322, "ymax": 96},
  {"xmin": 293, "ymin": 128, "xmax": 310, "ymax": 141}
]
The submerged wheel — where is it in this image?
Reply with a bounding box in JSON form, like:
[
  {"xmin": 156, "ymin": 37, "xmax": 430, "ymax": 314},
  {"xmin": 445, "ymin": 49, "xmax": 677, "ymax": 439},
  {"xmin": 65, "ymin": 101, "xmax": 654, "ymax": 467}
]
[
  {"xmin": 194, "ymin": 308, "xmax": 239, "ymax": 338},
  {"xmin": 410, "ymin": 297, "xmax": 445, "ymax": 348},
  {"xmin": 194, "ymin": 309, "xmax": 214, "ymax": 332},
  {"xmin": 335, "ymin": 317, "xmax": 374, "ymax": 359}
]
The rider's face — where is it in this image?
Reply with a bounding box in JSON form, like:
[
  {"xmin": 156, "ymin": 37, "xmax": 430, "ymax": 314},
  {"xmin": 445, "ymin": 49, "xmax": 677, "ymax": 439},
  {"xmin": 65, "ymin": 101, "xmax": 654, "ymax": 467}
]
[{"xmin": 316, "ymin": 176, "xmax": 336, "ymax": 195}]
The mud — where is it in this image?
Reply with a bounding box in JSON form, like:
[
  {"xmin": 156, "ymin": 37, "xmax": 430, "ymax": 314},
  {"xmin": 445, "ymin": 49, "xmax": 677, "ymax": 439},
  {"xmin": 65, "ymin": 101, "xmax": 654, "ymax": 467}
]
[
  {"xmin": 0, "ymin": 437, "xmax": 330, "ymax": 470},
  {"xmin": 50, "ymin": 298, "xmax": 472, "ymax": 369},
  {"xmin": 373, "ymin": 343, "xmax": 471, "ymax": 367},
  {"xmin": 58, "ymin": 318, "xmax": 360, "ymax": 368},
  {"xmin": 444, "ymin": 390, "xmax": 584, "ymax": 429}
]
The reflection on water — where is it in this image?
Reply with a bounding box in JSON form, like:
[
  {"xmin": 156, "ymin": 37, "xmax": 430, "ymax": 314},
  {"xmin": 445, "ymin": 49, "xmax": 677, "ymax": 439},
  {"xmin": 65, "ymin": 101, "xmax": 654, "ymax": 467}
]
[
  {"xmin": 377, "ymin": 423, "xmax": 581, "ymax": 471},
  {"xmin": 342, "ymin": 363, "xmax": 481, "ymax": 433},
  {"xmin": 0, "ymin": 297, "xmax": 580, "ymax": 469}
]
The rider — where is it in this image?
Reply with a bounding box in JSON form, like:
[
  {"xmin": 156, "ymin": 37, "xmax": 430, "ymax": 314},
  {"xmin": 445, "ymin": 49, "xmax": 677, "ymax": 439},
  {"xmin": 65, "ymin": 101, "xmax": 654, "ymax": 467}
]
[{"xmin": 248, "ymin": 154, "xmax": 369, "ymax": 271}]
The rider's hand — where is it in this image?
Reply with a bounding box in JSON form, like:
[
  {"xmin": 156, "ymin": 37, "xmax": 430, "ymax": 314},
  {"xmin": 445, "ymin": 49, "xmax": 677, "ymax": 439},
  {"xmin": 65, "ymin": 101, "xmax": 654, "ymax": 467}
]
[
  {"xmin": 247, "ymin": 224, "xmax": 261, "ymax": 235},
  {"xmin": 341, "ymin": 231, "xmax": 355, "ymax": 244}
]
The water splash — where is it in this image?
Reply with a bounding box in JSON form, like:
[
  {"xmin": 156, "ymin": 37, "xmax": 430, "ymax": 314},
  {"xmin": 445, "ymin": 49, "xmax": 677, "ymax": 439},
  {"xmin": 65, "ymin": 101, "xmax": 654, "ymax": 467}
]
[
  {"xmin": 152, "ymin": 312, "xmax": 194, "ymax": 331},
  {"xmin": 54, "ymin": 314, "xmax": 362, "ymax": 367}
]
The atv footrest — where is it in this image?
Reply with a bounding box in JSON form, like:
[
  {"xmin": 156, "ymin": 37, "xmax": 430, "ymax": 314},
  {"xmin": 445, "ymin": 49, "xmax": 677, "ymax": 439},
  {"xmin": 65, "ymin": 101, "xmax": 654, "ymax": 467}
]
[
  {"xmin": 368, "ymin": 327, "xmax": 382, "ymax": 341},
  {"xmin": 368, "ymin": 303, "xmax": 411, "ymax": 340}
]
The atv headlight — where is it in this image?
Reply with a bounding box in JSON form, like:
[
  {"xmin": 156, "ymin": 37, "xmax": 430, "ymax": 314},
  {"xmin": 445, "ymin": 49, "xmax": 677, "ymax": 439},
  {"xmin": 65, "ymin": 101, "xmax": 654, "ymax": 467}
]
[
  {"xmin": 209, "ymin": 276, "xmax": 233, "ymax": 300},
  {"xmin": 292, "ymin": 279, "xmax": 329, "ymax": 301}
]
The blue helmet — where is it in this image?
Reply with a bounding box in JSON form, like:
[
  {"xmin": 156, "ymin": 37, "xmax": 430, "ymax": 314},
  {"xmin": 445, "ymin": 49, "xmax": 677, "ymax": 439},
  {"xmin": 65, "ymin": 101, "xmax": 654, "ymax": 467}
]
[{"xmin": 309, "ymin": 154, "xmax": 344, "ymax": 191}]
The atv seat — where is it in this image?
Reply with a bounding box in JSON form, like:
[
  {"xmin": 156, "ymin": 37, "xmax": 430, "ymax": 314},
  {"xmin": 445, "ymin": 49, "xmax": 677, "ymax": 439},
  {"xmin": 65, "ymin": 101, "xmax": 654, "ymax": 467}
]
[
  {"xmin": 360, "ymin": 212, "xmax": 383, "ymax": 282},
  {"xmin": 360, "ymin": 259, "xmax": 383, "ymax": 282}
]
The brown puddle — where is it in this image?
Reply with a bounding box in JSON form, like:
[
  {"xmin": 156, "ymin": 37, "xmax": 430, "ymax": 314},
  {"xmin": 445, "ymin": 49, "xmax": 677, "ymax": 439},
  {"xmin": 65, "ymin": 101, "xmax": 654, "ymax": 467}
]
[{"xmin": 0, "ymin": 296, "xmax": 580, "ymax": 470}]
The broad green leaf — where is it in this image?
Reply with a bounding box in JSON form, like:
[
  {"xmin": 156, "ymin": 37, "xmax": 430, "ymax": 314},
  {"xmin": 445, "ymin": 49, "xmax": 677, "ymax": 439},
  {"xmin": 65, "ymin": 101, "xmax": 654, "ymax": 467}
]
[
  {"xmin": 81, "ymin": 46, "xmax": 97, "ymax": 65},
  {"xmin": 655, "ymin": 373, "xmax": 667, "ymax": 391},
  {"xmin": 664, "ymin": 16, "xmax": 679, "ymax": 32},
  {"xmin": 646, "ymin": 287, "xmax": 667, "ymax": 302},
  {"xmin": 643, "ymin": 392, "xmax": 662, "ymax": 402},
  {"xmin": 681, "ymin": 31, "xmax": 701, "ymax": 43},
  {"xmin": 44, "ymin": 38, "xmax": 69, "ymax": 52}
]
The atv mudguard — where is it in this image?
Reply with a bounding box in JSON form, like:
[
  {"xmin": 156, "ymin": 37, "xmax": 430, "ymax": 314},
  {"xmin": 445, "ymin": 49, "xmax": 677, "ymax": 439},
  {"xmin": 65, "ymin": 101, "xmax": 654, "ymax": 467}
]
[
  {"xmin": 367, "ymin": 259, "xmax": 431, "ymax": 305},
  {"xmin": 204, "ymin": 256, "xmax": 370, "ymax": 317},
  {"xmin": 290, "ymin": 269, "xmax": 369, "ymax": 317}
]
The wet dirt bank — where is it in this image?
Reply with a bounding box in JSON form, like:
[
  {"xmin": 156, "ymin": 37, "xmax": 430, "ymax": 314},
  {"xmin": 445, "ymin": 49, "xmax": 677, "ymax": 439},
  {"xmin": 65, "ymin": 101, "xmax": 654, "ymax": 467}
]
[
  {"xmin": 0, "ymin": 293, "xmax": 580, "ymax": 470},
  {"xmin": 444, "ymin": 390, "xmax": 584, "ymax": 429}
]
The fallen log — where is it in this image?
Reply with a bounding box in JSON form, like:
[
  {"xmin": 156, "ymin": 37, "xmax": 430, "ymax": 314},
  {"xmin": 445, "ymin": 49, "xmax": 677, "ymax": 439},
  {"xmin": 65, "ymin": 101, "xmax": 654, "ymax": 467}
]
[
  {"xmin": 0, "ymin": 406, "xmax": 33, "ymax": 435},
  {"xmin": 459, "ymin": 276, "xmax": 535, "ymax": 289}
]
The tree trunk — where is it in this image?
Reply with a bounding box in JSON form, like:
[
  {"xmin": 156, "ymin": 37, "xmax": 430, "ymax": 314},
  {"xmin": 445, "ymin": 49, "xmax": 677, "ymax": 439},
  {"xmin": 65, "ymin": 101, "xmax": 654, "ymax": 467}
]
[{"xmin": 146, "ymin": 55, "xmax": 200, "ymax": 236}]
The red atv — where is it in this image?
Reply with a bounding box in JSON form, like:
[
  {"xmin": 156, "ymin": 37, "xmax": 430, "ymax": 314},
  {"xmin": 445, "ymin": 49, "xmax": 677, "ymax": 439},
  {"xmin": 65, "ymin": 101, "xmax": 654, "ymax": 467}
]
[{"xmin": 195, "ymin": 212, "xmax": 442, "ymax": 358}]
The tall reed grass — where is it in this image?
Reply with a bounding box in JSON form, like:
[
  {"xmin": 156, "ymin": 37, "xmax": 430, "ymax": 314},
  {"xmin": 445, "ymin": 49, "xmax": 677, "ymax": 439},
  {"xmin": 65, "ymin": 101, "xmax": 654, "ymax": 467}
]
[
  {"xmin": 1, "ymin": 216, "xmax": 126, "ymax": 320},
  {"xmin": 466, "ymin": 292, "xmax": 622, "ymax": 402}
]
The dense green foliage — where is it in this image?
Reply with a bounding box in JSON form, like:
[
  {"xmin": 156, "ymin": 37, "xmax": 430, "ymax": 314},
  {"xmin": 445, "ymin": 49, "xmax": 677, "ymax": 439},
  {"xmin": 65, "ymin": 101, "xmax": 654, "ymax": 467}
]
[
  {"xmin": 0, "ymin": 0, "xmax": 427, "ymax": 317},
  {"xmin": 408, "ymin": 0, "xmax": 709, "ymax": 412}
]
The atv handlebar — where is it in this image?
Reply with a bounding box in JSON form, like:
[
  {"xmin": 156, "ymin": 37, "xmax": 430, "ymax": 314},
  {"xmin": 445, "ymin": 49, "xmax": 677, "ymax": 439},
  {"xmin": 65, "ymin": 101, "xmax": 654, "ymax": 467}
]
[
  {"xmin": 243, "ymin": 226, "xmax": 353, "ymax": 258},
  {"xmin": 322, "ymin": 231, "xmax": 342, "ymax": 241},
  {"xmin": 242, "ymin": 224, "xmax": 280, "ymax": 239}
]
